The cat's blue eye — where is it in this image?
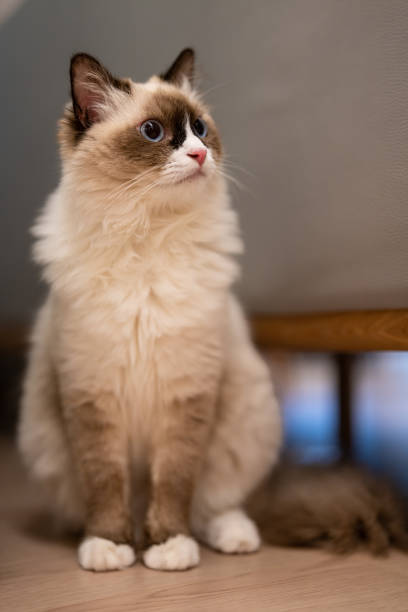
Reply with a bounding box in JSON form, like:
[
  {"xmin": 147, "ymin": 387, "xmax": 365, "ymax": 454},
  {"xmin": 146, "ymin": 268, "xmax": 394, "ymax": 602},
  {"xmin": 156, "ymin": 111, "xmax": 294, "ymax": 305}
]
[
  {"xmin": 140, "ymin": 120, "xmax": 164, "ymax": 142},
  {"xmin": 192, "ymin": 117, "xmax": 208, "ymax": 139}
]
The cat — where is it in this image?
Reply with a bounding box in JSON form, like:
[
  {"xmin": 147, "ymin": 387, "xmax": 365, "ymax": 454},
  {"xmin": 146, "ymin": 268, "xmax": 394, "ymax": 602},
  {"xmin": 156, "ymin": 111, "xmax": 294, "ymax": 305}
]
[
  {"xmin": 18, "ymin": 49, "xmax": 407, "ymax": 573},
  {"xmin": 18, "ymin": 48, "xmax": 281, "ymax": 571}
]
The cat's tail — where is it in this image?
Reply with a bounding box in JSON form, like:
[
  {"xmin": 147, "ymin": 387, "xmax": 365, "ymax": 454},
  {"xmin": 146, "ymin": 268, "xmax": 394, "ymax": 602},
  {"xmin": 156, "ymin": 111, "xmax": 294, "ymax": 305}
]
[{"xmin": 246, "ymin": 463, "xmax": 408, "ymax": 555}]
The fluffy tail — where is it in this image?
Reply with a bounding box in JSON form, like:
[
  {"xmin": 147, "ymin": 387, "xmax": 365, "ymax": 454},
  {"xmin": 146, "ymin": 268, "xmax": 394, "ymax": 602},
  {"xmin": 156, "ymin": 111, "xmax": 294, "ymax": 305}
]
[{"xmin": 246, "ymin": 464, "xmax": 408, "ymax": 555}]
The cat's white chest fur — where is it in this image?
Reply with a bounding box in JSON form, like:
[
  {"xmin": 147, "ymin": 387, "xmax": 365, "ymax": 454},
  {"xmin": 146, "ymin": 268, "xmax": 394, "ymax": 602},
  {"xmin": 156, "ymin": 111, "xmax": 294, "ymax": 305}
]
[
  {"xmin": 49, "ymin": 201, "xmax": 237, "ymax": 409},
  {"xmin": 36, "ymin": 181, "xmax": 242, "ymax": 439}
]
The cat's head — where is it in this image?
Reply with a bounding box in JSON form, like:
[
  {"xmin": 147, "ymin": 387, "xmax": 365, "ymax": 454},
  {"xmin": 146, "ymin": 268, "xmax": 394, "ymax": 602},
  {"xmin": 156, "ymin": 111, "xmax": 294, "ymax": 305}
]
[{"xmin": 59, "ymin": 49, "xmax": 223, "ymax": 202}]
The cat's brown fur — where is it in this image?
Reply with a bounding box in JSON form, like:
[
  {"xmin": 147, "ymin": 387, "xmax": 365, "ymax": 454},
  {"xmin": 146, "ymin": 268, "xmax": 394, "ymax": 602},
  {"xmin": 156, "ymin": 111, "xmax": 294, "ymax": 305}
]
[
  {"xmin": 146, "ymin": 392, "xmax": 217, "ymax": 544},
  {"xmin": 63, "ymin": 394, "xmax": 133, "ymax": 545}
]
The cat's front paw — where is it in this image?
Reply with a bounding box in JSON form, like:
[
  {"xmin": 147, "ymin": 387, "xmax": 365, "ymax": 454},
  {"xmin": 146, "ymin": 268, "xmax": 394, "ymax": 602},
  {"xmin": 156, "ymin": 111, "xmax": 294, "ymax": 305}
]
[
  {"xmin": 78, "ymin": 536, "xmax": 136, "ymax": 571},
  {"xmin": 143, "ymin": 534, "xmax": 200, "ymax": 571},
  {"xmin": 206, "ymin": 509, "xmax": 261, "ymax": 554}
]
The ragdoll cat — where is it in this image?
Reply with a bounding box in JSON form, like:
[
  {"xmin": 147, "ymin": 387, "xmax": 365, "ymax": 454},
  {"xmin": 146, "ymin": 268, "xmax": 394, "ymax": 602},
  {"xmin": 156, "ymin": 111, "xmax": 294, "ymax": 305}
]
[
  {"xmin": 19, "ymin": 48, "xmax": 281, "ymax": 571},
  {"xmin": 19, "ymin": 49, "xmax": 407, "ymax": 572}
]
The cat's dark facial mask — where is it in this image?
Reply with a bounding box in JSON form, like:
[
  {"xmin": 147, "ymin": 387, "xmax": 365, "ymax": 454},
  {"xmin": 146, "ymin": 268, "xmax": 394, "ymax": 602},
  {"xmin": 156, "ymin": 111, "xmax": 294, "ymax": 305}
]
[
  {"xmin": 60, "ymin": 49, "xmax": 222, "ymax": 190},
  {"xmin": 115, "ymin": 90, "xmax": 222, "ymax": 186}
]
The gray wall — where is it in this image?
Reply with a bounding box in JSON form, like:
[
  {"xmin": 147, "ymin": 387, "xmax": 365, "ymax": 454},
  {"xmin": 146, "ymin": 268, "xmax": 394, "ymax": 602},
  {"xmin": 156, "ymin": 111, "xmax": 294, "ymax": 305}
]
[{"xmin": 1, "ymin": 0, "xmax": 408, "ymax": 322}]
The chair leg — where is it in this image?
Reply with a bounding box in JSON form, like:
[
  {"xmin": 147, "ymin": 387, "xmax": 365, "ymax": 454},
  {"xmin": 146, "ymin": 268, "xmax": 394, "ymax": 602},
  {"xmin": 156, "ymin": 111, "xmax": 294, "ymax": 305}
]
[{"xmin": 335, "ymin": 353, "xmax": 355, "ymax": 460}]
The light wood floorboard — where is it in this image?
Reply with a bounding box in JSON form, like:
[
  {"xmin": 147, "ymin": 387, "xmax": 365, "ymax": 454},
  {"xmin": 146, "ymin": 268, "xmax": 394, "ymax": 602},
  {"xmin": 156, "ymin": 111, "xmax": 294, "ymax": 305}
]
[{"xmin": 1, "ymin": 438, "xmax": 407, "ymax": 612}]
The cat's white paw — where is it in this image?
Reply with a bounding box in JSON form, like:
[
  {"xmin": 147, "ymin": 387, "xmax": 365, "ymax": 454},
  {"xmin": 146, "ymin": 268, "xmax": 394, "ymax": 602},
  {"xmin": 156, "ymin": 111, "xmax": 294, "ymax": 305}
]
[
  {"xmin": 78, "ymin": 536, "xmax": 136, "ymax": 571},
  {"xmin": 206, "ymin": 509, "xmax": 261, "ymax": 553},
  {"xmin": 143, "ymin": 534, "xmax": 200, "ymax": 571}
]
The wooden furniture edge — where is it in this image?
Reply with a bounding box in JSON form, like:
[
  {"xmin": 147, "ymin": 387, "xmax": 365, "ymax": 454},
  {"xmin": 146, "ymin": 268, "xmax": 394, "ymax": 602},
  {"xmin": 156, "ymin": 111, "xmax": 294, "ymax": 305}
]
[
  {"xmin": 250, "ymin": 309, "xmax": 408, "ymax": 352},
  {"xmin": 2, "ymin": 309, "xmax": 408, "ymax": 353}
]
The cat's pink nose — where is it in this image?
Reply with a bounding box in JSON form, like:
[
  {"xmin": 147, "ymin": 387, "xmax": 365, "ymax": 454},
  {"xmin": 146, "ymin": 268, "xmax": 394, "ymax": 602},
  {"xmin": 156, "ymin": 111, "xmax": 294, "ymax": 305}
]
[{"xmin": 187, "ymin": 148, "xmax": 207, "ymax": 167}]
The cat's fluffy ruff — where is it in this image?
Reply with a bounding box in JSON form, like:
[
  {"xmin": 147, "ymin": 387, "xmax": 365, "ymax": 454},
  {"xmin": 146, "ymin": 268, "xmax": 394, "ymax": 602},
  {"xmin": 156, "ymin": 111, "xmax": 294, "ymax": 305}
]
[{"xmin": 18, "ymin": 50, "xmax": 281, "ymax": 571}]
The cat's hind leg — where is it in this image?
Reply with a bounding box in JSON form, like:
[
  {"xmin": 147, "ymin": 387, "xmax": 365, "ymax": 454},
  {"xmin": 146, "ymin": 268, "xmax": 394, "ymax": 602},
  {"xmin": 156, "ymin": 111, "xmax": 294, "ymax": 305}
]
[
  {"xmin": 18, "ymin": 301, "xmax": 84, "ymax": 533},
  {"xmin": 192, "ymin": 296, "xmax": 281, "ymax": 554},
  {"xmin": 196, "ymin": 508, "xmax": 261, "ymax": 554}
]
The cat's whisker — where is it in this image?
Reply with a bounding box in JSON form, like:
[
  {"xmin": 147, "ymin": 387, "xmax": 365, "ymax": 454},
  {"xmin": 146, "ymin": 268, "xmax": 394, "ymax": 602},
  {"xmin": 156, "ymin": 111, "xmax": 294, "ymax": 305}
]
[
  {"xmin": 104, "ymin": 176, "xmax": 153, "ymax": 204},
  {"xmin": 134, "ymin": 178, "xmax": 163, "ymax": 201},
  {"xmin": 221, "ymin": 159, "xmax": 256, "ymax": 179},
  {"xmin": 103, "ymin": 175, "xmax": 145, "ymax": 202},
  {"xmin": 103, "ymin": 167, "xmax": 160, "ymax": 203},
  {"xmin": 102, "ymin": 181, "xmax": 155, "ymax": 211},
  {"xmin": 122, "ymin": 169, "xmax": 163, "ymax": 195},
  {"xmin": 118, "ymin": 178, "xmax": 163, "ymax": 212},
  {"xmin": 217, "ymin": 169, "xmax": 247, "ymax": 192}
]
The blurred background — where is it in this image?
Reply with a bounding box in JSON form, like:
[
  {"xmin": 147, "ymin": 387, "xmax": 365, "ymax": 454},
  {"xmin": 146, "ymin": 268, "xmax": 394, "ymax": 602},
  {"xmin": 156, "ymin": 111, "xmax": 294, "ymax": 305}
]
[{"xmin": 0, "ymin": 1, "xmax": 407, "ymax": 493}]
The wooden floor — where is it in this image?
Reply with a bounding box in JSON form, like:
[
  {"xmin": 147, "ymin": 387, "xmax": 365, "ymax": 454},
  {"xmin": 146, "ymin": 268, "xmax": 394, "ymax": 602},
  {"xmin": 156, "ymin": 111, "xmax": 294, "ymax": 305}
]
[{"xmin": 1, "ymin": 438, "xmax": 408, "ymax": 612}]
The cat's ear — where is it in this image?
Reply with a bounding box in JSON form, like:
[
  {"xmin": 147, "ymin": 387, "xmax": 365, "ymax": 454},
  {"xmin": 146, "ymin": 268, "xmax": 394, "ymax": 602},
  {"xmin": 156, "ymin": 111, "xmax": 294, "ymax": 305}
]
[
  {"xmin": 161, "ymin": 48, "xmax": 195, "ymax": 88},
  {"xmin": 70, "ymin": 53, "xmax": 130, "ymax": 129}
]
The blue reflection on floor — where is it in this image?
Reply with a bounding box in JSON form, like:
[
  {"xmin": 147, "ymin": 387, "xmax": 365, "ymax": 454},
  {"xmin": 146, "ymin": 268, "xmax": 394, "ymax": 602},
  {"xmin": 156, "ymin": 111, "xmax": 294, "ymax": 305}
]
[{"xmin": 276, "ymin": 352, "xmax": 408, "ymax": 493}]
